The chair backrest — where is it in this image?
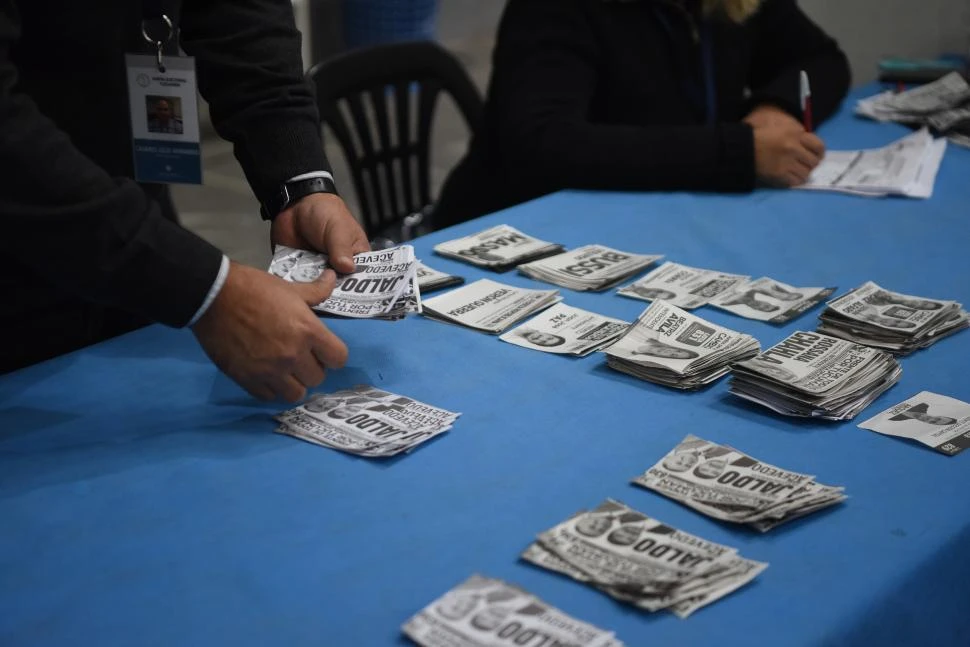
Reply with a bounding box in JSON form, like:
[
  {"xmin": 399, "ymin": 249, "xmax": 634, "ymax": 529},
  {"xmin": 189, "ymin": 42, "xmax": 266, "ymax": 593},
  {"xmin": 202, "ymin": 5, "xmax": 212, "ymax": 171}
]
[{"xmin": 307, "ymin": 41, "xmax": 483, "ymax": 239}]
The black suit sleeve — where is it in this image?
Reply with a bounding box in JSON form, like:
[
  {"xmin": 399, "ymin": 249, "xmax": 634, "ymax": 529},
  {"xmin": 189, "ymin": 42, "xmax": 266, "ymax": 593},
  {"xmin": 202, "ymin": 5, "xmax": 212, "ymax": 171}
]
[
  {"xmin": 487, "ymin": 0, "xmax": 755, "ymax": 195},
  {"xmin": 0, "ymin": 1, "xmax": 223, "ymax": 328},
  {"xmin": 179, "ymin": 0, "xmax": 331, "ymax": 210},
  {"xmin": 746, "ymin": 0, "xmax": 851, "ymax": 124}
]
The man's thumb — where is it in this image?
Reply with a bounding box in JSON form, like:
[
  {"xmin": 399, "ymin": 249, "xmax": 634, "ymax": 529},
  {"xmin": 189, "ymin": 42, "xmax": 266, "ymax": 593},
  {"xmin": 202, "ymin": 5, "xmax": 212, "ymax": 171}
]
[{"xmin": 290, "ymin": 269, "xmax": 337, "ymax": 306}]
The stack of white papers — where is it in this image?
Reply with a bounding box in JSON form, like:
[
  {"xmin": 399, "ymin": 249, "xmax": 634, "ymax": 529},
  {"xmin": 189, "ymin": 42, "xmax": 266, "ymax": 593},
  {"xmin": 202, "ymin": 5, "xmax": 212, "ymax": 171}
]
[
  {"xmin": 801, "ymin": 128, "xmax": 946, "ymax": 199},
  {"xmin": 517, "ymin": 245, "xmax": 662, "ymax": 291},
  {"xmin": 617, "ymin": 262, "xmax": 748, "ymax": 310},
  {"xmin": 421, "ymin": 278, "xmax": 562, "ymax": 334},
  {"xmin": 433, "ymin": 224, "xmax": 564, "ymax": 272},
  {"xmin": 500, "ymin": 303, "xmax": 629, "ymax": 356}
]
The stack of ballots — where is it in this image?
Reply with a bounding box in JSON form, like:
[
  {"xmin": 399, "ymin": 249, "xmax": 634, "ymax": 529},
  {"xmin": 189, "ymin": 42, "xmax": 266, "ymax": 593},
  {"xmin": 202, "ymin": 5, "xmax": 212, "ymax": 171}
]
[
  {"xmin": 818, "ymin": 281, "xmax": 969, "ymax": 355},
  {"xmin": 403, "ymin": 575, "xmax": 624, "ymax": 647},
  {"xmin": 855, "ymin": 71, "xmax": 970, "ymax": 148},
  {"xmin": 275, "ymin": 385, "xmax": 459, "ymax": 458},
  {"xmin": 730, "ymin": 331, "xmax": 902, "ymax": 421},
  {"xmin": 270, "ymin": 245, "xmax": 420, "ymax": 320},
  {"xmin": 414, "ymin": 261, "xmax": 464, "ymax": 294},
  {"xmin": 521, "ymin": 499, "xmax": 767, "ymax": 619},
  {"xmin": 500, "ymin": 303, "xmax": 629, "ymax": 357},
  {"xmin": 517, "ymin": 244, "xmax": 662, "ymax": 291},
  {"xmin": 633, "ymin": 435, "xmax": 846, "ymax": 532},
  {"xmin": 604, "ymin": 301, "xmax": 760, "ymax": 389},
  {"xmin": 617, "ymin": 261, "xmax": 748, "ymax": 309},
  {"xmin": 421, "ymin": 278, "xmax": 561, "ymax": 334},
  {"xmin": 433, "ymin": 224, "xmax": 564, "ymax": 272}
]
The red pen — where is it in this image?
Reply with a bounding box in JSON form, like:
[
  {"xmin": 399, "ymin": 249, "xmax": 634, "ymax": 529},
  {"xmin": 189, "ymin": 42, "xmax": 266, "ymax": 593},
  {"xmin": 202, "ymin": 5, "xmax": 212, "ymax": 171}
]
[{"xmin": 799, "ymin": 70, "xmax": 813, "ymax": 132}]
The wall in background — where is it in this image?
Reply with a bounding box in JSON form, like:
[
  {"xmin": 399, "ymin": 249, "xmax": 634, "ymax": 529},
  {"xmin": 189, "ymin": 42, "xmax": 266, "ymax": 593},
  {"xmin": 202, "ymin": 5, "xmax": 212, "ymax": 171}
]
[{"xmin": 800, "ymin": 0, "xmax": 970, "ymax": 85}]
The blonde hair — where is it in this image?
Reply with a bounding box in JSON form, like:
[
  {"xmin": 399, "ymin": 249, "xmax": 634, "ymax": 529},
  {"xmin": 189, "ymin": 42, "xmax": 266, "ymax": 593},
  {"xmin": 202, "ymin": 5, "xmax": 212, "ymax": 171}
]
[{"xmin": 704, "ymin": 0, "xmax": 763, "ymax": 23}]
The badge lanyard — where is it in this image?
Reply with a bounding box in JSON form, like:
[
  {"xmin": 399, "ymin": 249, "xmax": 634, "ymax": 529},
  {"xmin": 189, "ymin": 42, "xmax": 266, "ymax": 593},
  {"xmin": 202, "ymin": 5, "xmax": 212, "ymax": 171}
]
[{"xmin": 124, "ymin": 2, "xmax": 203, "ymax": 184}]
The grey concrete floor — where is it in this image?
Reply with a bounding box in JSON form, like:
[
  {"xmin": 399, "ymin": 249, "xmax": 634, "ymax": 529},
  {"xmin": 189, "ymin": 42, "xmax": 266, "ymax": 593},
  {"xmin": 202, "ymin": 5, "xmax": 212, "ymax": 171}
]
[{"xmin": 173, "ymin": 2, "xmax": 503, "ymax": 269}]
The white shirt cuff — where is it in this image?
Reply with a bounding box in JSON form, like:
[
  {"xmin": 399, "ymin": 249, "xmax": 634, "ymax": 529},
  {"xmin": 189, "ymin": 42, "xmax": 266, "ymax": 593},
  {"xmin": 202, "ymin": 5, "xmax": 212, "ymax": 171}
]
[
  {"xmin": 187, "ymin": 254, "xmax": 231, "ymax": 327},
  {"xmin": 287, "ymin": 170, "xmax": 335, "ymax": 183}
]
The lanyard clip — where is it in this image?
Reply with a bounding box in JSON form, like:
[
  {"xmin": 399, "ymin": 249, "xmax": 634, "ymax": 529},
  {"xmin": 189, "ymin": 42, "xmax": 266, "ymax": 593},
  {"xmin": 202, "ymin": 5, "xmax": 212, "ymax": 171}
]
[{"xmin": 141, "ymin": 14, "xmax": 173, "ymax": 73}]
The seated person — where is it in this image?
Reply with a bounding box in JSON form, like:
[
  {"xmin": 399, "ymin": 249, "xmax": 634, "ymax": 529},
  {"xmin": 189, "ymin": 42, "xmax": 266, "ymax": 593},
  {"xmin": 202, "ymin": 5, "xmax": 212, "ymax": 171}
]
[{"xmin": 433, "ymin": 0, "xmax": 850, "ymax": 227}]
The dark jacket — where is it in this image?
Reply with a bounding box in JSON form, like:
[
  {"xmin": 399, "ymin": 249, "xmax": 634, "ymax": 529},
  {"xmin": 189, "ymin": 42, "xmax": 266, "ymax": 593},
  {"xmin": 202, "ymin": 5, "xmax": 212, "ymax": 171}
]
[
  {"xmin": 433, "ymin": 0, "xmax": 850, "ymax": 227},
  {"xmin": 0, "ymin": 0, "xmax": 330, "ymax": 370}
]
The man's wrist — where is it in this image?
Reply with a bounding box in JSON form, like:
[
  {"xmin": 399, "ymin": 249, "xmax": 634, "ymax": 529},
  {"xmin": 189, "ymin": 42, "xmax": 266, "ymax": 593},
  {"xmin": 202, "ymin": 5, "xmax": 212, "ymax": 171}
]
[{"xmin": 260, "ymin": 172, "xmax": 339, "ymax": 221}]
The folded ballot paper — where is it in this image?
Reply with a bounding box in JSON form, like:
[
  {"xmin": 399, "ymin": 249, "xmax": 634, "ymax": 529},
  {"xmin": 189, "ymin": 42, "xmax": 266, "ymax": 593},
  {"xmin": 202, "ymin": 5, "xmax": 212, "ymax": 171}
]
[
  {"xmin": 421, "ymin": 278, "xmax": 562, "ymax": 334},
  {"xmin": 800, "ymin": 128, "xmax": 946, "ymax": 198}
]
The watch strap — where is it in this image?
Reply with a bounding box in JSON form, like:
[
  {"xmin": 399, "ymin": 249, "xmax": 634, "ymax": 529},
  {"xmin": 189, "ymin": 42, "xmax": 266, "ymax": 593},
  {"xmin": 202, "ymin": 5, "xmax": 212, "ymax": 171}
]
[{"xmin": 260, "ymin": 175, "xmax": 339, "ymax": 220}]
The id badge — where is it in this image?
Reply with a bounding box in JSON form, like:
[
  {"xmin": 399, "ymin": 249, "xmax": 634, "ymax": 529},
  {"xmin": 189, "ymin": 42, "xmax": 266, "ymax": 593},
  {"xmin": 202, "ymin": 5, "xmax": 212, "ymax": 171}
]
[{"xmin": 125, "ymin": 54, "xmax": 203, "ymax": 184}]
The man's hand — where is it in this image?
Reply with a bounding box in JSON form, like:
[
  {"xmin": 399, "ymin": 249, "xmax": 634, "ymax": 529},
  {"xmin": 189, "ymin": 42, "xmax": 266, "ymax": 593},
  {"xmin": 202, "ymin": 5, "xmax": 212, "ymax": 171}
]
[
  {"xmin": 743, "ymin": 104, "xmax": 825, "ymax": 187},
  {"xmin": 271, "ymin": 193, "xmax": 369, "ymax": 274},
  {"xmin": 191, "ymin": 262, "xmax": 348, "ymax": 402}
]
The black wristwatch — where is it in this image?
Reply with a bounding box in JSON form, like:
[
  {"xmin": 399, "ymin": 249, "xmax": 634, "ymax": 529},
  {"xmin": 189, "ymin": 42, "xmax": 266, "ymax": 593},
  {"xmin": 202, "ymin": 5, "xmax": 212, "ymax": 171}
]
[{"xmin": 260, "ymin": 175, "xmax": 339, "ymax": 221}]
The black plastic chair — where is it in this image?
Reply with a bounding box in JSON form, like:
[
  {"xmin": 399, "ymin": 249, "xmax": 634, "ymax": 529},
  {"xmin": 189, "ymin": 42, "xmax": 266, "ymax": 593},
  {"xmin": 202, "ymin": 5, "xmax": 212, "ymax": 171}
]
[{"xmin": 307, "ymin": 41, "xmax": 483, "ymax": 242}]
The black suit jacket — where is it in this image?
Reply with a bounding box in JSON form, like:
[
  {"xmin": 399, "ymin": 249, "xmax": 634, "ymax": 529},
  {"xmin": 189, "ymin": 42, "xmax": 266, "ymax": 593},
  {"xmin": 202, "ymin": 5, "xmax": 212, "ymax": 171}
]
[
  {"xmin": 0, "ymin": 0, "xmax": 330, "ymax": 369},
  {"xmin": 434, "ymin": 0, "xmax": 851, "ymax": 227}
]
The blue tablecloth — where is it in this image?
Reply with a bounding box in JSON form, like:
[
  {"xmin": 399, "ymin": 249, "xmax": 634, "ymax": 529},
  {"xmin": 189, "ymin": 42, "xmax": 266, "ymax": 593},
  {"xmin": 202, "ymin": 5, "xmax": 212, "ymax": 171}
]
[{"xmin": 2, "ymin": 88, "xmax": 969, "ymax": 647}]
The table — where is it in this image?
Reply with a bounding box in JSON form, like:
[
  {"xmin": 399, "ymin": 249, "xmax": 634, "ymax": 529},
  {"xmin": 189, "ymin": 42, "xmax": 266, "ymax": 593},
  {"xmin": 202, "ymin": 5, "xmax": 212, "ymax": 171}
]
[{"xmin": 2, "ymin": 87, "xmax": 969, "ymax": 647}]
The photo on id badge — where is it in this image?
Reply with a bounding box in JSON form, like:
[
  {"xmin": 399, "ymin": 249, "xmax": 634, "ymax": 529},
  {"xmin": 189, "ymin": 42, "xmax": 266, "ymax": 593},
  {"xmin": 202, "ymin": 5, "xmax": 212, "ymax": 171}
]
[{"xmin": 125, "ymin": 54, "xmax": 202, "ymax": 184}]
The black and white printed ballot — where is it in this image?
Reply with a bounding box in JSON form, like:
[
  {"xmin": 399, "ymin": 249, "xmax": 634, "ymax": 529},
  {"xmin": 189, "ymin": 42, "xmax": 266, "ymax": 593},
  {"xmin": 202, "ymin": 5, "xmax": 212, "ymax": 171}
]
[{"xmin": 858, "ymin": 391, "xmax": 970, "ymax": 456}]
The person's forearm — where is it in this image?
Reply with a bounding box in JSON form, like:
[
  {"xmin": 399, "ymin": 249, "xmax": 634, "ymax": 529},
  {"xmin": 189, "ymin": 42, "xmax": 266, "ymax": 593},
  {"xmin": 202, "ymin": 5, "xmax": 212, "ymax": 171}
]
[
  {"xmin": 746, "ymin": 0, "xmax": 851, "ymax": 126},
  {"xmin": 748, "ymin": 52, "xmax": 850, "ymax": 125},
  {"xmin": 0, "ymin": 9, "xmax": 223, "ymax": 327},
  {"xmin": 497, "ymin": 118, "xmax": 756, "ymax": 194},
  {"xmin": 179, "ymin": 0, "xmax": 331, "ymax": 209}
]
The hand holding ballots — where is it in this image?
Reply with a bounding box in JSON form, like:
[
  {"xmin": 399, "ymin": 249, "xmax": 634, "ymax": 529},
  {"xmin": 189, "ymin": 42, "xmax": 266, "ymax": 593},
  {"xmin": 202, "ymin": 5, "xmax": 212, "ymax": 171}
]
[
  {"xmin": 633, "ymin": 435, "xmax": 846, "ymax": 531},
  {"xmin": 275, "ymin": 385, "xmax": 460, "ymax": 457},
  {"xmin": 604, "ymin": 301, "xmax": 760, "ymax": 389},
  {"xmin": 818, "ymin": 281, "xmax": 969, "ymax": 354},
  {"xmin": 517, "ymin": 245, "xmax": 663, "ymax": 291},
  {"xmin": 500, "ymin": 303, "xmax": 629, "ymax": 356},
  {"xmin": 433, "ymin": 224, "xmax": 564, "ymax": 271},
  {"xmin": 859, "ymin": 391, "xmax": 970, "ymax": 456},
  {"xmin": 403, "ymin": 575, "xmax": 625, "ymax": 647},
  {"xmin": 270, "ymin": 245, "xmax": 420, "ymax": 320},
  {"xmin": 730, "ymin": 331, "xmax": 902, "ymax": 420},
  {"xmin": 521, "ymin": 500, "xmax": 767, "ymax": 618},
  {"xmin": 421, "ymin": 279, "xmax": 561, "ymax": 333}
]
